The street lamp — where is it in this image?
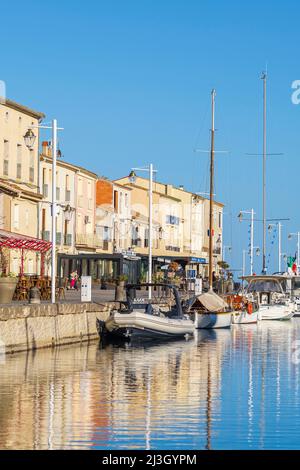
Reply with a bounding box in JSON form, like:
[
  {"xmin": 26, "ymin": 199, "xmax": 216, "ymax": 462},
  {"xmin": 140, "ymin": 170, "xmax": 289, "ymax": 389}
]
[
  {"xmin": 23, "ymin": 129, "xmax": 36, "ymax": 148},
  {"xmin": 128, "ymin": 170, "xmax": 137, "ymax": 184},
  {"xmin": 128, "ymin": 164, "xmax": 157, "ymax": 299},
  {"xmin": 288, "ymin": 232, "xmax": 300, "ymax": 273},
  {"xmin": 238, "ymin": 208, "xmax": 255, "ymax": 275},
  {"xmin": 24, "ymin": 119, "xmax": 63, "ymax": 304}
]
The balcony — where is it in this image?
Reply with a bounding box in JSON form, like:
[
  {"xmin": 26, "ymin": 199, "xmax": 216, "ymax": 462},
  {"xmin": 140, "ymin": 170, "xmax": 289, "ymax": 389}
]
[
  {"xmin": 76, "ymin": 234, "xmax": 97, "ymax": 248},
  {"xmin": 76, "ymin": 234, "xmax": 111, "ymax": 250},
  {"xmin": 166, "ymin": 245, "xmax": 180, "ymax": 252}
]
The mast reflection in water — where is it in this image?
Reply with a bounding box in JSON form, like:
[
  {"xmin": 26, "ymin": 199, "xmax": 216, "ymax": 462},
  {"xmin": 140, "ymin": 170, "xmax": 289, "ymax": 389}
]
[{"xmin": 0, "ymin": 320, "xmax": 300, "ymax": 449}]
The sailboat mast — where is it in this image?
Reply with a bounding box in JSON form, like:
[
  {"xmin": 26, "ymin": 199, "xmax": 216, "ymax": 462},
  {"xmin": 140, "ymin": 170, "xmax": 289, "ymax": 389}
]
[
  {"xmin": 262, "ymin": 72, "xmax": 267, "ymax": 274},
  {"xmin": 209, "ymin": 89, "xmax": 216, "ymax": 291}
]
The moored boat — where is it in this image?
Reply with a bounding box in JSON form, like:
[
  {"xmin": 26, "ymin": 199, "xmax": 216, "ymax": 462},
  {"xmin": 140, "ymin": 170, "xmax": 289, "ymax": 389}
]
[
  {"xmin": 185, "ymin": 291, "xmax": 232, "ymax": 329},
  {"xmin": 97, "ymin": 283, "xmax": 195, "ymax": 340},
  {"xmin": 225, "ymin": 294, "xmax": 260, "ymax": 324},
  {"xmin": 242, "ymin": 275, "xmax": 296, "ymax": 321}
]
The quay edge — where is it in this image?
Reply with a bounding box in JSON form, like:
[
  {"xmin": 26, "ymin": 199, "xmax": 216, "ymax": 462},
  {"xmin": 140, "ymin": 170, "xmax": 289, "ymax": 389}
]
[{"xmin": 0, "ymin": 302, "xmax": 114, "ymax": 354}]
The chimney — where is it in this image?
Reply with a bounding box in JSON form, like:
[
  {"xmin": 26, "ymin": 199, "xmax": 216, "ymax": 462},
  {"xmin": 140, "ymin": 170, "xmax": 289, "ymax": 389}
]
[
  {"xmin": 42, "ymin": 141, "xmax": 52, "ymax": 157},
  {"xmin": 179, "ymin": 185, "xmax": 184, "ymax": 190}
]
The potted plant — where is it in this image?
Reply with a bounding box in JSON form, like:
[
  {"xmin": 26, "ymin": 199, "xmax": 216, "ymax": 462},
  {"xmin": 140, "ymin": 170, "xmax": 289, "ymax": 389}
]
[
  {"xmin": 116, "ymin": 274, "xmax": 128, "ymax": 288},
  {"xmin": 115, "ymin": 274, "xmax": 128, "ymax": 302},
  {"xmin": 0, "ymin": 248, "xmax": 18, "ymax": 304}
]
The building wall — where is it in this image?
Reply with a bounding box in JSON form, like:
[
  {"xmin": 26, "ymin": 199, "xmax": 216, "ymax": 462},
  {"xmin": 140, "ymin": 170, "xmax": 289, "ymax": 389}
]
[
  {"xmin": 0, "ymin": 102, "xmax": 40, "ymax": 190},
  {"xmin": 0, "ymin": 100, "xmax": 44, "ymax": 275},
  {"xmin": 112, "ymin": 184, "xmax": 132, "ymax": 252},
  {"xmin": 95, "ymin": 179, "xmax": 114, "ymax": 253},
  {"xmin": 75, "ymin": 170, "xmax": 97, "ymax": 251},
  {"xmin": 115, "ymin": 176, "xmax": 224, "ymax": 275},
  {"xmin": 39, "ymin": 143, "xmax": 77, "ymax": 256}
]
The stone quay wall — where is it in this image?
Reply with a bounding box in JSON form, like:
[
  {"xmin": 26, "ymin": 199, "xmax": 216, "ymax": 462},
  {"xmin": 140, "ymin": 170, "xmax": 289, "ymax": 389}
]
[{"xmin": 0, "ymin": 302, "xmax": 113, "ymax": 354}]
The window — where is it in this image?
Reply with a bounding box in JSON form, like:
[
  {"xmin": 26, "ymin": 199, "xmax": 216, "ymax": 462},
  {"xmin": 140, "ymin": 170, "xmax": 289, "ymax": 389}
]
[
  {"xmin": 65, "ymin": 174, "xmax": 71, "ymax": 201},
  {"xmin": 17, "ymin": 144, "xmax": 22, "ymax": 179},
  {"xmin": 29, "ymin": 150, "xmax": 34, "ymax": 182},
  {"xmin": 113, "ymin": 190, "xmax": 118, "ymax": 211},
  {"xmin": 219, "ymin": 212, "xmax": 222, "ymax": 229},
  {"xmin": 87, "ymin": 181, "xmax": 92, "ymax": 198},
  {"xmin": 125, "ymin": 193, "xmax": 128, "ymax": 208},
  {"xmin": 28, "ymin": 259, "xmax": 34, "ymax": 274},
  {"xmin": 5, "ymin": 111, "xmax": 9, "ymax": 122},
  {"xmin": 103, "ymin": 226, "xmax": 111, "ymax": 241},
  {"xmin": 166, "ymin": 215, "xmax": 180, "ymax": 225},
  {"xmin": 3, "ymin": 140, "xmax": 9, "ymax": 176},
  {"xmin": 144, "ymin": 228, "xmax": 149, "ymax": 248},
  {"xmin": 42, "ymin": 209, "xmax": 46, "ymax": 233},
  {"xmin": 42, "ymin": 168, "xmax": 48, "ymax": 196},
  {"xmin": 131, "ymin": 226, "xmax": 140, "ymax": 246},
  {"xmin": 119, "ymin": 192, "xmax": 123, "ymax": 212},
  {"xmin": 13, "ymin": 204, "xmax": 19, "ymax": 229}
]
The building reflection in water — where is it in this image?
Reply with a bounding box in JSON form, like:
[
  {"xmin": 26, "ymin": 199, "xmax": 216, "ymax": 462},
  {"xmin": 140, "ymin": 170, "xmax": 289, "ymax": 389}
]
[{"xmin": 0, "ymin": 320, "xmax": 300, "ymax": 449}]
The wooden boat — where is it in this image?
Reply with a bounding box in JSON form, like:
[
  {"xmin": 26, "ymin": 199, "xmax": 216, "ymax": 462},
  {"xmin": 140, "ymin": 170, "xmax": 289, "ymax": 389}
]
[
  {"xmin": 242, "ymin": 275, "xmax": 295, "ymax": 321},
  {"xmin": 185, "ymin": 291, "xmax": 232, "ymax": 329},
  {"xmin": 97, "ymin": 283, "xmax": 195, "ymax": 340},
  {"xmin": 225, "ymin": 294, "xmax": 260, "ymax": 324}
]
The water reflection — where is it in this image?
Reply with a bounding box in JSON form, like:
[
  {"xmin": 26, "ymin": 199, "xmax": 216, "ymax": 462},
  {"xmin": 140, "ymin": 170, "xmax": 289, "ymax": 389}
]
[{"xmin": 0, "ymin": 320, "xmax": 300, "ymax": 449}]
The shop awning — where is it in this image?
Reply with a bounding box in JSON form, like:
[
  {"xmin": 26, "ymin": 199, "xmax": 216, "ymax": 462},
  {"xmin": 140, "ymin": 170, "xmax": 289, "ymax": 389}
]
[{"xmin": 0, "ymin": 229, "xmax": 52, "ymax": 253}]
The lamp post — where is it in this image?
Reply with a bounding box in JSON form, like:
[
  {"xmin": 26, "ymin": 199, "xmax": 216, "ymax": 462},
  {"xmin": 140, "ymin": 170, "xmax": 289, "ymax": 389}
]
[
  {"xmin": 288, "ymin": 232, "xmax": 300, "ymax": 273},
  {"xmin": 238, "ymin": 209, "xmax": 255, "ymax": 275},
  {"xmin": 128, "ymin": 164, "xmax": 157, "ymax": 299},
  {"xmin": 24, "ymin": 119, "xmax": 63, "ymax": 304}
]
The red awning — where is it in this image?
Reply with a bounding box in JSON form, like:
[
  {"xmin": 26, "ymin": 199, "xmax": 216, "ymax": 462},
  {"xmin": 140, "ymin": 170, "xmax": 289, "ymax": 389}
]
[{"xmin": 0, "ymin": 229, "xmax": 52, "ymax": 253}]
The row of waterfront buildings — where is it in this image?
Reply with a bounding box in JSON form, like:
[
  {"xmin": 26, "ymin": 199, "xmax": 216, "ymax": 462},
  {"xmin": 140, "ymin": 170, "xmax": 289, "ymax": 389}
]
[{"xmin": 0, "ymin": 98, "xmax": 224, "ymax": 283}]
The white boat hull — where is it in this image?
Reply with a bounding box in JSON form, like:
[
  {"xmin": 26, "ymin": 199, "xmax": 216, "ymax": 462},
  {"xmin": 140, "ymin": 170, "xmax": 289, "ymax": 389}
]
[
  {"xmin": 259, "ymin": 304, "xmax": 295, "ymax": 321},
  {"xmin": 104, "ymin": 310, "xmax": 195, "ymax": 339},
  {"xmin": 231, "ymin": 310, "xmax": 259, "ymax": 324},
  {"xmin": 195, "ymin": 311, "xmax": 232, "ymax": 329}
]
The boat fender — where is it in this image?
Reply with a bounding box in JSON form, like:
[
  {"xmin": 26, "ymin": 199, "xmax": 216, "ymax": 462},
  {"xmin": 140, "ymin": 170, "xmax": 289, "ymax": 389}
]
[{"xmin": 247, "ymin": 303, "xmax": 253, "ymax": 315}]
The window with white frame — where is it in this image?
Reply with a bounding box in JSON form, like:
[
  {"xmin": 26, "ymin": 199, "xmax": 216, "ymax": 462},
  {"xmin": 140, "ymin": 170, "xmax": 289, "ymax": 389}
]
[
  {"xmin": 17, "ymin": 144, "xmax": 22, "ymax": 179},
  {"xmin": 3, "ymin": 140, "xmax": 9, "ymax": 176},
  {"xmin": 29, "ymin": 149, "xmax": 34, "ymax": 182}
]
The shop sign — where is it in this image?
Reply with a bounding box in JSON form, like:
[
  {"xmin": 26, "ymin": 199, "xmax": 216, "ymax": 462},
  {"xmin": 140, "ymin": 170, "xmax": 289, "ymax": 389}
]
[{"xmin": 190, "ymin": 257, "xmax": 207, "ymax": 264}]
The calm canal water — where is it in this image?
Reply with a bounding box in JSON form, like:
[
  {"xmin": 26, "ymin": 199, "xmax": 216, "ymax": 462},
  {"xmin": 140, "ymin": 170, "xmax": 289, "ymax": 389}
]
[{"xmin": 1, "ymin": 319, "xmax": 300, "ymax": 450}]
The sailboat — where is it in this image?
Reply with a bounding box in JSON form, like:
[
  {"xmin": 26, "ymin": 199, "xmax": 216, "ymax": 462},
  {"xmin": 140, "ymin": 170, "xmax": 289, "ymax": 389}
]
[
  {"xmin": 185, "ymin": 90, "xmax": 232, "ymax": 329},
  {"xmin": 242, "ymin": 72, "xmax": 295, "ymax": 320}
]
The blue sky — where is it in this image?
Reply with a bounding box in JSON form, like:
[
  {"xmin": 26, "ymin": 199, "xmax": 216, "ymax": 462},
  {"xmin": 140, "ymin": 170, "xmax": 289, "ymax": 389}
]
[{"xmin": 1, "ymin": 0, "xmax": 300, "ymax": 274}]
